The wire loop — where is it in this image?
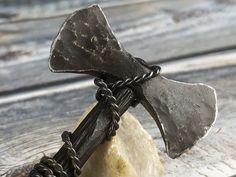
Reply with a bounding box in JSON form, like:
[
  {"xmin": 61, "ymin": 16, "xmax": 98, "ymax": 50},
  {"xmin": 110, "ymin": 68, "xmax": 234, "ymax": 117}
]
[
  {"xmin": 29, "ymin": 131, "xmax": 80, "ymax": 177},
  {"xmin": 94, "ymin": 63, "xmax": 161, "ymax": 140},
  {"xmin": 29, "ymin": 60, "xmax": 161, "ymax": 177}
]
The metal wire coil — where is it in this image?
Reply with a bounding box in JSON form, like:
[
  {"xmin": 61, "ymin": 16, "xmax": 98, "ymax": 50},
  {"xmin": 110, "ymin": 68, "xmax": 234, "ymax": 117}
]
[
  {"xmin": 29, "ymin": 62, "xmax": 161, "ymax": 177},
  {"xmin": 94, "ymin": 64, "xmax": 161, "ymax": 139}
]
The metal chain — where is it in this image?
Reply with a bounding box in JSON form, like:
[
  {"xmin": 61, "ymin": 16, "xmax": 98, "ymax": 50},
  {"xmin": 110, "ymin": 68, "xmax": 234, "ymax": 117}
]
[{"xmin": 94, "ymin": 64, "xmax": 161, "ymax": 140}]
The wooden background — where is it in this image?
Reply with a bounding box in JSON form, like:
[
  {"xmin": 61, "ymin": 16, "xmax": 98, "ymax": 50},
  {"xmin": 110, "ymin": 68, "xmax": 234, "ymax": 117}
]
[{"xmin": 0, "ymin": 0, "xmax": 236, "ymax": 176}]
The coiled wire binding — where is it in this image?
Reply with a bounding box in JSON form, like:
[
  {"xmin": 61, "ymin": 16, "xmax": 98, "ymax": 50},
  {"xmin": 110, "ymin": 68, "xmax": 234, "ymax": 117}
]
[
  {"xmin": 94, "ymin": 64, "xmax": 161, "ymax": 139},
  {"xmin": 29, "ymin": 61, "xmax": 161, "ymax": 177},
  {"xmin": 29, "ymin": 131, "xmax": 80, "ymax": 177}
]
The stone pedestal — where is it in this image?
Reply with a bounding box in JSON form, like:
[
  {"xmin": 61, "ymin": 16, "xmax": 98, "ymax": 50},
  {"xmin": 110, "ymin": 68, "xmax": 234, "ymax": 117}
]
[{"xmin": 77, "ymin": 108, "xmax": 163, "ymax": 177}]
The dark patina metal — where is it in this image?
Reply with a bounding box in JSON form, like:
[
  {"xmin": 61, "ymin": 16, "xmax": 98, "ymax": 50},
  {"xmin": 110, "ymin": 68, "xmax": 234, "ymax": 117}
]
[{"xmin": 29, "ymin": 4, "xmax": 217, "ymax": 177}]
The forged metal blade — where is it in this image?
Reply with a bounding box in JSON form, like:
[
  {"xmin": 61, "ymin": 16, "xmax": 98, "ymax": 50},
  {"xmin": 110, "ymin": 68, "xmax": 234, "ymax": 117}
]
[
  {"xmin": 49, "ymin": 4, "xmax": 149, "ymax": 80},
  {"xmin": 49, "ymin": 4, "xmax": 218, "ymax": 159},
  {"xmin": 140, "ymin": 75, "xmax": 217, "ymax": 158}
]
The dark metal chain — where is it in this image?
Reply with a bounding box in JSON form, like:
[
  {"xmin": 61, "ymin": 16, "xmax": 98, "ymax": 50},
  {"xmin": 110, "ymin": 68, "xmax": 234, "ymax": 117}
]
[{"xmin": 94, "ymin": 64, "xmax": 161, "ymax": 140}]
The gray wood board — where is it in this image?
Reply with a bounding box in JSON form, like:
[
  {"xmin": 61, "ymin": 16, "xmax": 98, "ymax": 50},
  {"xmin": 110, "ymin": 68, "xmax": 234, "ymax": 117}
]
[
  {"xmin": 0, "ymin": 65, "xmax": 236, "ymax": 177},
  {"xmin": 1, "ymin": 0, "xmax": 236, "ymax": 63},
  {"xmin": 0, "ymin": 0, "xmax": 151, "ymax": 22},
  {"xmin": 2, "ymin": 0, "xmax": 236, "ymax": 94}
]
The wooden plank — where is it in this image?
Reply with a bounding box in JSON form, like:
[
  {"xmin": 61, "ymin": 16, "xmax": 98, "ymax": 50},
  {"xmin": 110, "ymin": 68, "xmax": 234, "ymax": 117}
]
[
  {"xmin": 0, "ymin": 62, "xmax": 236, "ymax": 176},
  {"xmin": 1, "ymin": 1, "xmax": 235, "ymax": 176},
  {"xmin": 0, "ymin": 0, "xmax": 151, "ymax": 23},
  {"xmin": 0, "ymin": 0, "xmax": 166, "ymax": 63},
  {"xmin": 1, "ymin": 48, "xmax": 236, "ymax": 99},
  {"xmin": 1, "ymin": 0, "xmax": 236, "ymax": 93},
  {"xmin": 2, "ymin": 0, "xmax": 236, "ymax": 65}
]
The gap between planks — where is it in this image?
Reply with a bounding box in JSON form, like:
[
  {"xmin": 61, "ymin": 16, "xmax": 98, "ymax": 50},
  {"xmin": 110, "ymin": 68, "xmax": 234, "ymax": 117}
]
[{"xmin": 0, "ymin": 50, "xmax": 236, "ymax": 105}]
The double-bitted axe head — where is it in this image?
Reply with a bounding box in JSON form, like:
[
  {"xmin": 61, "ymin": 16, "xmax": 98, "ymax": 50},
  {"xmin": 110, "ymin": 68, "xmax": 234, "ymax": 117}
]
[{"xmin": 49, "ymin": 5, "xmax": 217, "ymax": 158}]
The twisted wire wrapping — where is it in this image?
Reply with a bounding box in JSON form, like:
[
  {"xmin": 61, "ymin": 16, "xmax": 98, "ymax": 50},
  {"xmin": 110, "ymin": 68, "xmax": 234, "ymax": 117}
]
[
  {"xmin": 29, "ymin": 156, "xmax": 66, "ymax": 177},
  {"xmin": 29, "ymin": 62, "xmax": 161, "ymax": 177},
  {"xmin": 29, "ymin": 131, "xmax": 80, "ymax": 177},
  {"xmin": 94, "ymin": 78, "xmax": 120, "ymax": 139},
  {"xmin": 61, "ymin": 131, "xmax": 81, "ymax": 177},
  {"xmin": 94, "ymin": 64, "xmax": 161, "ymax": 140},
  {"xmin": 109, "ymin": 65, "xmax": 161, "ymax": 90},
  {"xmin": 40, "ymin": 156, "xmax": 67, "ymax": 177}
]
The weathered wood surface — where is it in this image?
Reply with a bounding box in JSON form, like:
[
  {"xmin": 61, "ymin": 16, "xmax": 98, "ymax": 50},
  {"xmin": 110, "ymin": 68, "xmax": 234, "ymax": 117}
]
[
  {"xmin": 0, "ymin": 0, "xmax": 151, "ymax": 22},
  {"xmin": 0, "ymin": 0, "xmax": 236, "ymax": 177},
  {"xmin": 1, "ymin": 60, "xmax": 236, "ymax": 176},
  {"xmin": 1, "ymin": 0, "xmax": 236, "ymax": 94}
]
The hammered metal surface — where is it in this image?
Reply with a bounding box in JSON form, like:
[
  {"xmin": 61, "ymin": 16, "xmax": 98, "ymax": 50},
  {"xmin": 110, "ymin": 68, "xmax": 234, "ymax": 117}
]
[
  {"xmin": 49, "ymin": 5, "xmax": 149, "ymax": 80},
  {"xmin": 141, "ymin": 76, "xmax": 217, "ymax": 158},
  {"xmin": 49, "ymin": 5, "xmax": 217, "ymax": 159}
]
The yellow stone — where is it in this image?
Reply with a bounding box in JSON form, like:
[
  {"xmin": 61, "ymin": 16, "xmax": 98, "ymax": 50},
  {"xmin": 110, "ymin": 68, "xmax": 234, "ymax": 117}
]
[{"xmin": 77, "ymin": 105, "xmax": 163, "ymax": 177}]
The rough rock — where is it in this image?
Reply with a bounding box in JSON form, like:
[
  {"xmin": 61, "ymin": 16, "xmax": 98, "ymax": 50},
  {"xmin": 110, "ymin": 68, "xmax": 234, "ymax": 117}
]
[{"xmin": 77, "ymin": 108, "xmax": 163, "ymax": 177}]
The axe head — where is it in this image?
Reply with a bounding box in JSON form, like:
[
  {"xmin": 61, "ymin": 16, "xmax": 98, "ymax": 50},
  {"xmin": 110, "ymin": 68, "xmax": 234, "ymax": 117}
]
[
  {"xmin": 49, "ymin": 5, "xmax": 217, "ymax": 158},
  {"xmin": 140, "ymin": 76, "xmax": 217, "ymax": 158},
  {"xmin": 49, "ymin": 5, "xmax": 150, "ymax": 80}
]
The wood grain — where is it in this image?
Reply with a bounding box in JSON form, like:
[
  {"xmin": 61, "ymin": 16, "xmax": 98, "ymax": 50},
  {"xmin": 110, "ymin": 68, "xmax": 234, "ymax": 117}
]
[
  {"xmin": 1, "ymin": 0, "xmax": 236, "ymax": 94},
  {"xmin": 1, "ymin": 51, "xmax": 236, "ymax": 105},
  {"xmin": 0, "ymin": 0, "xmax": 236, "ymax": 176},
  {"xmin": 1, "ymin": 64, "xmax": 236, "ymax": 177},
  {"xmin": 0, "ymin": 0, "xmax": 152, "ymax": 22}
]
